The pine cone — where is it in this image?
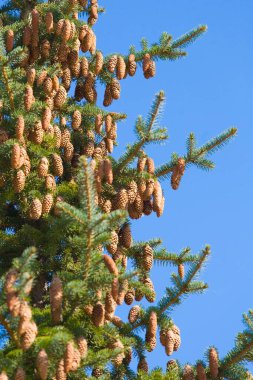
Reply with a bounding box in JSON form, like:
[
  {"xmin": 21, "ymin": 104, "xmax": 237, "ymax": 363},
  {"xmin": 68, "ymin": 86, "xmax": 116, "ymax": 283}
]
[
  {"xmin": 105, "ymin": 292, "xmax": 116, "ymax": 314},
  {"xmin": 128, "ymin": 54, "xmax": 137, "ymax": 76},
  {"xmin": 6, "ymin": 29, "xmax": 14, "ymax": 52},
  {"xmin": 124, "ymin": 287, "xmax": 135, "ymax": 304},
  {"xmin": 111, "ymin": 278, "xmax": 119, "ymax": 302},
  {"xmin": 11, "ymin": 144, "xmax": 21, "ymax": 167},
  {"xmin": 53, "ymin": 125, "xmax": 61, "ymax": 149},
  {"xmin": 50, "ymin": 275, "xmax": 63, "ymax": 324},
  {"xmin": 137, "ymin": 157, "xmax": 147, "ymax": 172},
  {"xmin": 41, "ymin": 40, "xmax": 51, "ymax": 59},
  {"xmin": 103, "ymin": 83, "xmax": 113, "ymax": 107},
  {"xmin": 171, "ymin": 157, "xmax": 186, "ymax": 190},
  {"xmin": 107, "ymin": 231, "xmax": 119, "ymax": 255},
  {"xmin": 26, "ymin": 67, "xmax": 36, "ymax": 85},
  {"xmin": 143, "ymin": 277, "xmax": 155, "ymax": 303},
  {"xmin": 116, "ymin": 56, "xmax": 126, "ymax": 80},
  {"xmin": 63, "ymin": 142, "xmax": 74, "ymax": 161},
  {"xmin": 72, "ymin": 110, "xmax": 82, "ymax": 130},
  {"xmin": 36, "ymin": 349, "xmax": 48, "ymax": 380},
  {"xmin": 45, "ymin": 174, "xmax": 56, "ymax": 191},
  {"xmin": 148, "ymin": 311, "xmax": 157, "ymax": 337},
  {"xmin": 51, "ymin": 153, "xmax": 63, "ymax": 176},
  {"xmin": 183, "ymin": 364, "xmax": 194, "ymax": 380},
  {"xmin": 117, "ymin": 279, "xmax": 128, "ymax": 305},
  {"xmin": 110, "ymin": 78, "xmax": 121, "ymax": 100},
  {"xmin": 110, "ymin": 339, "xmax": 125, "ymax": 367},
  {"xmin": 209, "ymin": 348, "xmax": 219, "ymax": 378},
  {"xmin": 29, "ymin": 198, "xmax": 42, "ymax": 220},
  {"xmin": 165, "ymin": 330, "xmax": 175, "ymax": 356},
  {"xmin": 62, "ymin": 19, "xmax": 71, "ymax": 42},
  {"xmin": 52, "ymin": 76, "xmax": 60, "ymax": 92},
  {"xmin": 83, "ymin": 72, "xmax": 96, "ymax": 103},
  {"xmin": 54, "ymin": 86, "xmax": 67, "ymax": 108},
  {"xmin": 153, "ymin": 181, "xmax": 163, "ymax": 216},
  {"xmin": 60, "ymin": 128, "xmax": 71, "ymax": 148},
  {"xmin": 143, "ymin": 245, "xmax": 153, "ymax": 271},
  {"xmin": 38, "ymin": 157, "xmax": 49, "ymax": 178},
  {"xmin": 42, "ymin": 194, "xmax": 54, "ymax": 215},
  {"xmin": 92, "ymin": 302, "xmax": 105, "ymax": 327},
  {"xmin": 101, "ymin": 199, "xmax": 112, "ymax": 214},
  {"xmin": 103, "ymin": 158, "xmax": 113, "ymax": 184},
  {"xmin": 196, "ymin": 363, "xmax": 207, "ymax": 380},
  {"xmin": 23, "ymin": 159, "xmax": 31, "ymax": 176},
  {"xmin": 56, "ymin": 359, "xmax": 66, "ymax": 380},
  {"xmin": 128, "ymin": 305, "xmax": 140, "ymax": 324},
  {"xmin": 6, "ymin": 291, "xmax": 20, "ymax": 317},
  {"xmin": 81, "ymin": 28, "xmax": 94, "ymax": 52},
  {"xmin": 64, "ymin": 341, "xmax": 74, "ymax": 373},
  {"xmin": 120, "ymin": 223, "xmax": 132, "ymax": 248},
  {"xmin": 143, "ymin": 179, "xmax": 155, "ymax": 199},
  {"xmin": 77, "ymin": 337, "xmax": 88, "ymax": 358},
  {"xmin": 4, "ymin": 269, "xmax": 18, "ymax": 292},
  {"xmin": 13, "ymin": 170, "xmax": 25, "ymax": 193},
  {"xmin": 95, "ymin": 51, "xmax": 104, "ymax": 75},
  {"xmin": 21, "ymin": 321, "xmax": 38, "ymax": 350},
  {"xmin": 114, "ymin": 189, "xmax": 128, "ymax": 210},
  {"xmin": 167, "ymin": 359, "xmax": 178, "ymax": 372},
  {"xmin": 41, "ymin": 107, "xmax": 51, "ymax": 131},
  {"xmin": 14, "ymin": 368, "xmax": 25, "ymax": 380},
  {"xmin": 24, "ymin": 85, "xmax": 34, "ymax": 111},
  {"xmin": 173, "ymin": 333, "xmax": 181, "ymax": 351},
  {"xmin": 127, "ymin": 180, "xmax": 138, "ymax": 204},
  {"xmin": 45, "ymin": 12, "xmax": 54, "ymax": 33},
  {"xmin": 137, "ymin": 357, "xmax": 148, "ymax": 373},
  {"xmin": 145, "ymin": 332, "xmax": 156, "ymax": 352},
  {"xmin": 143, "ymin": 53, "xmax": 151, "ymax": 73},
  {"xmin": 95, "ymin": 114, "xmax": 103, "ymax": 134},
  {"xmin": 107, "ymin": 55, "xmax": 118, "ymax": 73},
  {"xmin": 71, "ymin": 348, "xmax": 81, "ymax": 371},
  {"xmin": 178, "ymin": 263, "xmax": 184, "ymax": 279},
  {"xmin": 103, "ymin": 254, "xmax": 118, "ymax": 276},
  {"xmin": 143, "ymin": 199, "xmax": 152, "ymax": 215},
  {"xmin": 23, "ymin": 25, "xmax": 32, "ymax": 46}
]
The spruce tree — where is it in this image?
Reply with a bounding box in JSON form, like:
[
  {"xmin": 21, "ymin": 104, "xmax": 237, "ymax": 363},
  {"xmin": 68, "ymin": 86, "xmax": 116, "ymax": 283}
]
[{"xmin": 0, "ymin": 1, "xmax": 252, "ymax": 379}]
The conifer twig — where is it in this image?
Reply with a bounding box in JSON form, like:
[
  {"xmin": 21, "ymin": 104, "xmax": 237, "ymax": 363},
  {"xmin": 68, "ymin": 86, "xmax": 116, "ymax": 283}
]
[
  {"xmin": 0, "ymin": 314, "xmax": 19, "ymax": 346},
  {"xmin": 0, "ymin": 63, "xmax": 15, "ymax": 110}
]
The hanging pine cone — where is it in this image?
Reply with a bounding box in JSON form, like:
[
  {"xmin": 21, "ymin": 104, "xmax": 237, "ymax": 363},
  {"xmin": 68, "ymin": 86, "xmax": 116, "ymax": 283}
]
[
  {"xmin": 38, "ymin": 157, "xmax": 49, "ymax": 178},
  {"xmin": 42, "ymin": 194, "xmax": 54, "ymax": 215},
  {"xmin": 56, "ymin": 359, "xmax": 66, "ymax": 380},
  {"xmin": 36, "ymin": 349, "xmax": 48, "ymax": 380},
  {"xmin": 92, "ymin": 302, "xmax": 105, "ymax": 327},
  {"xmin": 81, "ymin": 28, "xmax": 93, "ymax": 52},
  {"xmin": 143, "ymin": 277, "xmax": 155, "ymax": 302},
  {"xmin": 43, "ymin": 76, "xmax": 53, "ymax": 96},
  {"xmin": 178, "ymin": 263, "xmax": 184, "ymax": 279},
  {"xmin": 145, "ymin": 332, "xmax": 156, "ymax": 352},
  {"xmin": 6, "ymin": 29, "xmax": 14, "ymax": 52},
  {"xmin": 114, "ymin": 189, "xmax": 128, "ymax": 210},
  {"xmin": 143, "ymin": 199, "xmax": 152, "ymax": 215},
  {"xmin": 103, "ymin": 158, "xmax": 113, "ymax": 184},
  {"xmin": 45, "ymin": 12, "xmax": 54, "ymax": 33},
  {"xmin": 167, "ymin": 359, "xmax": 178, "ymax": 373},
  {"xmin": 116, "ymin": 56, "xmax": 126, "ymax": 80},
  {"xmin": 148, "ymin": 311, "xmax": 157, "ymax": 337},
  {"xmin": 11, "ymin": 143, "xmax": 21, "ymax": 169},
  {"xmin": 105, "ymin": 114, "xmax": 112, "ymax": 134},
  {"xmin": 101, "ymin": 199, "xmax": 112, "ymax": 214},
  {"xmin": 83, "ymin": 72, "xmax": 96, "ymax": 103},
  {"xmin": 124, "ymin": 289, "xmax": 135, "ymax": 305},
  {"xmin": 120, "ymin": 223, "xmax": 132, "ymax": 248},
  {"xmin": 24, "ymin": 85, "xmax": 34, "ymax": 111},
  {"xmin": 105, "ymin": 292, "xmax": 116, "ymax": 314},
  {"xmin": 26, "ymin": 67, "xmax": 36, "ymax": 85},
  {"xmin": 103, "ymin": 254, "xmax": 118, "ymax": 276},
  {"xmin": 60, "ymin": 128, "xmax": 71, "ymax": 148},
  {"xmin": 52, "ymin": 76, "xmax": 60, "ymax": 92},
  {"xmin": 51, "ymin": 153, "xmax": 63, "ymax": 176},
  {"xmin": 110, "ymin": 78, "xmax": 121, "ymax": 100},
  {"xmin": 64, "ymin": 341, "xmax": 74, "ymax": 373},
  {"xmin": 23, "ymin": 26, "xmax": 32, "ymax": 46},
  {"xmin": 4, "ymin": 269, "xmax": 18, "ymax": 292},
  {"xmin": 209, "ymin": 348, "xmax": 219, "ymax": 378},
  {"xmin": 53, "ymin": 125, "xmax": 61, "ymax": 149},
  {"xmin": 183, "ymin": 365, "xmax": 194, "ymax": 380},
  {"xmin": 62, "ymin": 19, "xmax": 71, "ymax": 42},
  {"xmin": 13, "ymin": 170, "xmax": 25, "ymax": 193},
  {"xmin": 127, "ymin": 180, "xmax": 138, "ymax": 204},
  {"xmin": 196, "ymin": 363, "xmax": 207, "ymax": 380},
  {"xmin": 110, "ymin": 339, "xmax": 125, "ymax": 367},
  {"xmin": 45, "ymin": 174, "xmax": 56, "ymax": 191},
  {"xmin": 42, "ymin": 107, "xmax": 51, "ymax": 131},
  {"xmin": 111, "ymin": 278, "xmax": 119, "ymax": 302},
  {"xmin": 135, "ymin": 287, "xmax": 144, "ymax": 301},
  {"xmin": 29, "ymin": 198, "xmax": 42, "ymax": 220},
  {"xmin": 54, "ymin": 86, "xmax": 67, "ymax": 108},
  {"xmin": 41, "ymin": 40, "xmax": 51, "ymax": 59},
  {"xmin": 79, "ymin": 57, "xmax": 89, "ymax": 78},
  {"xmin": 20, "ymin": 321, "xmax": 38, "ymax": 350},
  {"xmin": 107, "ymin": 55, "xmax": 118, "ymax": 73},
  {"xmin": 173, "ymin": 333, "xmax": 181, "ymax": 351},
  {"xmin": 137, "ymin": 357, "xmax": 148, "ymax": 373},
  {"xmin": 63, "ymin": 141, "xmax": 74, "ymax": 161},
  {"xmin": 143, "ymin": 179, "xmax": 155, "ymax": 199},
  {"xmin": 50, "ymin": 275, "xmax": 63, "ymax": 324},
  {"xmin": 143, "ymin": 245, "xmax": 153, "ymax": 271},
  {"xmin": 165, "ymin": 330, "xmax": 175, "ymax": 356},
  {"xmin": 106, "ymin": 230, "xmax": 119, "ymax": 255},
  {"xmin": 128, "ymin": 54, "xmax": 137, "ymax": 76},
  {"xmin": 103, "ymin": 83, "xmax": 113, "ymax": 107},
  {"xmin": 95, "ymin": 114, "xmax": 103, "ymax": 134},
  {"xmin": 71, "ymin": 348, "xmax": 81, "ymax": 371},
  {"xmin": 72, "ymin": 110, "xmax": 82, "ymax": 130},
  {"xmin": 171, "ymin": 157, "xmax": 186, "ymax": 190},
  {"xmin": 143, "ymin": 53, "xmax": 151, "ymax": 73},
  {"xmin": 31, "ymin": 121, "xmax": 44, "ymax": 144},
  {"xmin": 6, "ymin": 291, "xmax": 20, "ymax": 317},
  {"xmin": 117, "ymin": 279, "xmax": 128, "ymax": 305},
  {"xmin": 77, "ymin": 337, "xmax": 88, "ymax": 358},
  {"xmin": 95, "ymin": 51, "xmax": 104, "ymax": 75},
  {"xmin": 14, "ymin": 368, "xmax": 25, "ymax": 380}
]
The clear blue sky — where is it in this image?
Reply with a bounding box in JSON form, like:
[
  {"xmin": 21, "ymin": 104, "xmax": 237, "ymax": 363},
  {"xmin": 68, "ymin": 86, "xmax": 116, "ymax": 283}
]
[{"xmin": 94, "ymin": 0, "xmax": 253, "ymax": 370}]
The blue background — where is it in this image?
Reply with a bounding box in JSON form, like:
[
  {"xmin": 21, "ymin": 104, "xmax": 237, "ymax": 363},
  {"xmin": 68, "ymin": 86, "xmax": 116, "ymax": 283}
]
[
  {"xmin": 1, "ymin": 0, "xmax": 253, "ymax": 371},
  {"xmin": 94, "ymin": 0, "xmax": 253, "ymax": 370}
]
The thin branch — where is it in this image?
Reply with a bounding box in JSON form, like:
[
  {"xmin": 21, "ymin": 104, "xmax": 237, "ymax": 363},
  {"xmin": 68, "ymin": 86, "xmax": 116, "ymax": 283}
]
[{"xmin": 0, "ymin": 314, "xmax": 19, "ymax": 346}]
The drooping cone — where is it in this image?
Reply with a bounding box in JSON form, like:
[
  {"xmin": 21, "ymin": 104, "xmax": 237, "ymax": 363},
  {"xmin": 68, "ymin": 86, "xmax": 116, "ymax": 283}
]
[
  {"xmin": 6, "ymin": 29, "xmax": 14, "ymax": 52},
  {"xmin": 41, "ymin": 40, "xmax": 51, "ymax": 60},
  {"xmin": 4, "ymin": 269, "xmax": 18, "ymax": 292},
  {"xmin": 196, "ymin": 362, "xmax": 207, "ymax": 380},
  {"xmin": 110, "ymin": 339, "xmax": 125, "ymax": 367},
  {"xmin": 26, "ymin": 67, "xmax": 36, "ymax": 85},
  {"xmin": 53, "ymin": 125, "xmax": 61, "ymax": 149},
  {"xmin": 50, "ymin": 275, "xmax": 63, "ymax": 324},
  {"xmin": 143, "ymin": 277, "xmax": 155, "ymax": 303},
  {"xmin": 165, "ymin": 330, "xmax": 175, "ymax": 356},
  {"xmin": 103, "ymin": 84, "xmax": 113, "ymax": 107},
  {"xmin": 110, "ymin": 78, "xmax": 121, "ymax": 100},
  {"xmin": 128, "ymin": 305, "xmax": 141, "ymax": 324},
  {"xmin": 38, "ymin": 157, "xmax": 49, "ymax": 178},
  {"xmin": 56, "ymin": 359, "xmax": 67, "ymax": 380},
  {"xmin": 64, "ymin": 341, "xmax": 74, "ymax": 373},
  {"xmin": 45, "ymin": 12, "xmax": 54, "ymax": 33},
  {"xmin": 104, "ymin": 158, "xmax": 113, "ymax": 184},
  {"xmin": 111, "ymin": 278, "xmax": 119, "ymax": 302},
  {"xmin": 117, "ymin": 279, "xmax": 128, "ymax": 305},
  {"xmin": 143, "ymin": 245, "xmax": 153, "ymax": 271},
  {"xmin": 54, "ymin": 86, "xmax": 67, "ymax": 108},
  {"xmin": 128, "ymin": 54, "xmax": 137, "ymax": 76},
  {"xmin": 114, "ymin": 189, "xmax": 128, "ymax": 210},
  {"xmin": 143, "ymin": 179, "xmax": 155, "ymax": 199},
  {"xmin": 153, "ymin": 181, "xmax": 163, "ymax": 216},
  {"xmin": 171, "ymin": 157, "xmax": 186, "ymax": 190},
  {"xmin": 45, "ymin": 174, "xmax": 56, "ymax": 191},
  {"xmin": 124, "ymin": 289, "xmax": 135, "ymax": 305},
  {"xmin": 183, "ymin": 364, "xmax": 194, "ymax": 380},
  {"xmin": 60, "ymin": 128, "xmax": 71, "ymax": 148},
  {"xmin": 95, "ymin": 51, "xmax": 104, "ymax": 75},
  {"xmin": 83, "ymin": 72, "xmax": 97, "ymax": 103},
  {"xmin": 42, "ymin": 194, "xmax": 54, "ymax": 215},
  {"xmin": 77, "ymin": 337, "xmax": 88, "ymax": 358},
  {"xmin": 148, "ymin": 311, "xmax": 157, "ymax": 337},
  {"xmin": 105, "ymin": 292, "xmax": 116, "ymax": 315},
  {"xmin": 209, "ymin": 347, "xmax": 219, "ymax": 378},
  {"xmin": 103, "ymin": 254, "xmax": 118, "ymax": 276},
  {"xmin": 137, "ymin": 357, "xmax": 148, "ymax": 373},
  {"xmin": 20, "ymin": 321, "xmax": 38, "ymax": 350},
  {"xmin": 71, "ymin": 349, "xmax": 81, "ymax": 371},
  {"xmin": 11, "ymin": 143, "xmax": 21, "ymax": 169},
  {"xmin": 64, "ymin": 142, "xmax": 74, "ymax": 161},
  {"xmin": 127, "ymin": 180, "xmax": 138, "ymax": 204},
  {"xmin": 72, "ymin": 110, "xmax": 82, "ymax": 130},
  {"xmin": 19, "ymin": 301, "xmax": 32, "ymax": 322},
  {"xmin": 36, "ymin": 349, "xmax": 48, "ymax": 380},
  {"xmin": 123, "ymin": 348, "xmax": 133, "ymax": 365},
  {"xmin": 42, "ymin": 107, "xmax": 51, "ymax": 131},
  {"xmin": 14, "ymin": 368, "xmax": 26, "ymax": 380},
  {"xmin": 29, "ymin": 198, "xmax": 42, "ymax": 220},
  {"xmin": 143, "ymin": 53, "xmax": 151, "ymax": 73},
  {"xmin": 178, "ymin": 263, "xmax": 184, "ymax": 279},
  {"xmin": 13, "ymin": 170, "xmax": 25, "ymax": 193},
  {"xmin": 95, "ymin": 114, "xmax": 103, "ymax": 134},
  {"xmin": 116, "ymin": 56, "xmax": 126, "ymax": 80},
  {"xmin": 106, "ymin": 230, "xmax": 118, "ymax": 255},
  {"xmin": 51, "ymin": 153, "xmax": 63, "ymax": 176},
  {"xmin": 92, "ymin": 302, "xmax": 105, "ymax": 327},
  {"xmin": 107, "ymin": 55, "xmax": 118, "ymax": 73},
  {"xmin": 146, "ymin": 157, "xmax": 155, "ymax": 174},
  {"xmin": 120, "ymin": 223, "xmax": 132, "ymax": 248},
  {"xmin": 7, "ymin": 291, "xmax": 20, "ymax": 317},
  {"xmin": 145, "ymin": 332, "xmax": 156, "ymax": 352}
]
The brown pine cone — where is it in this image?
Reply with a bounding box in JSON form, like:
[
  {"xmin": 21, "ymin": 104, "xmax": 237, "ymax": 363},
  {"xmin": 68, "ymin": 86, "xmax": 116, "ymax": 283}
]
[
  {"xmin": 171, "ymin": 157, "xmax": 186, "ymax": 190},
  {"xmin": 209, "ymin": 348, "xmax": 219, "ymax": 378},
  {"xmin": 36, "ymin": 349, "xmax": 48, "ymax": 380},
  {"xmin": 79, "ymin": 24, "xmax": 88, "ymax": 42},
  {"xmin": 128, "ymin": 54, "xmax": 137, "ymax": 76},
  {"xmin": 45, "ymin": 12, "xmax": 54, "ymax": 33},
  {"xmin": 142, "ymin": 53, "xmax": 151, "ymax": 73},
  {"xmin": 143, "ymin": 199, "xmax": 153, "ymax": 215},
  {"xmin": 146, "ymin": 157, "xmax": 155, "ymax": 174},
  {"xmin": 95, "ymin": 114, "xmax": 103, "ymax": 134},
  {"xmin": 64, "ymin": 142, "xmax": 74, "ymax": 161},
  {"xmin": 128, "ymin": 305, "xmax": 141, "ymax": 324},
  {"xmin": 26, "ymin": 67, "xmax": 36, "ymax": 85},
  {"xmin": 45, "ymin": 174, "xmax": 56, "ymax": 191},
  {"xmin": 81, "ymin": 29, "xmax": 94, "ymax": 53},
  {"xmin": 104, "ymin": 158, "xmax": 113, "ymax": 184},
  {"xmin": 64, "ymin": 341, "xmax": 74, "ymax": 373},
  {"xmin": 60, "ymin": 128, "xmax": 71, "ymax": 148},
  {"xmin": 183, "ymin": 365, "xmax": 194, "ymax": 380},
  {"xmin": 6, "ymin": 29, "xmax": 14, "ymax": 52},
  {"xmin": 4, "ymin": 269, "xmax": 18, "ymax": 292},
  {"xmin": 83, "ymin": 72, "xmax": 96, "ymax": 103},
  {"xmin": 92, "ymin": 302, "xmax": 105, "ymax": 327},
  {"xmin": 38, "ymin": 157, "xmax": 49, "ymax": 178},
  {"xmin": 167, "ymin": 359, "xmax": 178, "ymax": 372},
  {"xmin": 107, "ymin": 55, "xmax": 118, "ymax": 73},
  {"xmin": 110, "ymin": 78, "xmax": 121, "ymax": 100},
  {"xmin": 135, "ymin": 288, "xmax": 144, "ymax": 301},
  {"xmin": 56, "ymin": 359, "xmax": 66, "ymax": 380},
  {"xmin": 106, "ymin": 231, "xmax": 119, "ymax": 255},
  {"xmin": 173, "ymin": 333, "xmax": 181, "ymax": 351},
  {"xmin": 153, "ymin": 181, "xmax": 163, "ymax": 215},
  {"xmin": 145, "ymin": 333, "xmax": 156, "ymax": 352},
  {"xmin": 110, "ymin": 339, "xmax": 125, "ymax": 367},
  {"xmin": 29, "ymin": 198, "xmax": 42, "ymax": 220},
  {"xmin": 178, "ymin": 263, "xmax": 184, "ymax": 279},
  {"xmin": 196, "ymin": 363, "xmax": 207, "ymax": 380},
  {"xmin": 31, "ymin": 121, "xmax": 44, "ymax": 144},
  {"xmin": 20, "ymin": 321, "xmax": 38, "ymax": 350},
  {"xmin": 52, "ymin": 76, "xmax": 60, "ymax": 92},
  {"xmin": 37, "ymin": 70, "xmax": 48, "ymax": 86},
  {"xmin": 116, "ymin": 56, "xmax": 126, "ymax": 80},
  {"xmin": 6, "ymin": 291, "xmax": 20, "ymax": 317},
  {"xmin": 83, "ymin": 141, "xmax": 95, "ymax": 157},
  {"xmin": 14, "ymin": 368, "xmax": 26, "ymax": 380},
  {"xmin": 95, "ymin": 51, "xmax": 104, "ymax": 75},
  {"xmin": 143, "ymin": 179, "xmax": 155, "ymax": 199},
  {"xmin": 123, "ymin": 348, "xmax": 133, "ymax": 365},
  {"xmin": 54, "ymin": 86, "xmax": 67, "ymax": 108},
  {"xmin": 23, "ymin": 26, "xmax": 32, "ymax": 46},
  {"xmin": 53, "ymin": 125, "xmax": 61, "ymax": 149},
  {"xmin": 117, "ymin": 279, "xmax": 128, "ymax": 305},
  {"xmin": 24, "ymin": 85, "xmax": 34, "ymax": 111},
  {"xmin": 80, "ymin": 57, "xmax": 89, "ymax": 78},
  {"xmin": 127, "ymin": 180, "xmax": 138, "ymax": 204},
  {"xmin": 132, "ymin": 193, "xmax": 143, "ymax": 216},
  {"xmin": 103, "ymin": 83, "xmax": 113, "ymax": 107},
  {"xmin": 148, "ymin": 311, "xmax": 157, "ymax": 337},
  {"xmin": 74, "ymin": 81, "xmax": 84, "ymax": 101},
  {"xmin": 41, "ymin": 40, "xmax": 51, "ymax": 59},
  {"xmin": 42, "ymin": 107, "xmax": 51, "ymax": 131},
  {"xmin": 11, "ymin": 143, "xmax": 21, "ymax": 169},
  {"xmin": 105, "ymin": 114, "xmax": 112, "ymax": 133},
  {"xmin": 137, "ymin": 357, "xmax": 148, "ymax": 373},
  {"xmin": 105, "ymin": 292, "xmax": 116, "ymax": 314},
  {"xmin": 143, "ymin": 277, "xmax": 155, "ymax": 303},
  {"xmin": 51, "ymin": 153, "xmax": 63, "ymax": 176},
  {"xmin": 103, "ymin": 254, "xmax": 118, "ymax": 276},
  {"xmin": 111, "ymin": 278, "xmax": 119, "ymax": 302},
  {"xmin": 77, "ymin": 337, "xmax": 88, "ymax": 358},
  {"xmin": 23, "ymin": 159, "xmax": 31, "ymax": 176},
  {"xmin": 120, "ymin": 223, "xmax": 132, "ymax": 248},
  {"xmin": 50, "ymin": 275, "xmax": 63, "ymax": 324},
  {"xmin": 72, "ymin": 110, "xmax": 82, "ymax": 130},
  {"xmin": 165, "ymin": 330, "xmax": 175, "ymax": 356},
  {"xmin": 62, "ymin": 68, "xmax": 71, "ymax": 90},
  {"xmin": 124, "ymin": 289, "xmax": 135, "ymax": 305},
  {"xmin": 62, "ymin": 19, "xmax": 71, "ymax": 42},
  {"xmin": 42, "ymin": 194, "xmax": 54, "ymax": 215},
  {"xmin": 143, "ymin": 245, "xmax": 153, "ymax": 271},
  {"xmin": 13, "ymin": 170, "xmax": 25, "ymax": 193},
  {"xmin": 137, "ymin": 157, "xmax": 147, "ymax": 172},
  {"xmin": 114, "ymin": 189, "xmax": 128, "ymax": 210},
  {"xmin": 71, "ymin": 348, "xmax": 81, "ymax": 371}
]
